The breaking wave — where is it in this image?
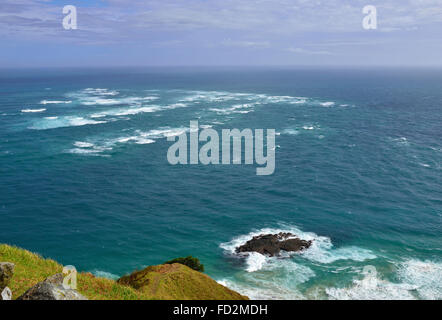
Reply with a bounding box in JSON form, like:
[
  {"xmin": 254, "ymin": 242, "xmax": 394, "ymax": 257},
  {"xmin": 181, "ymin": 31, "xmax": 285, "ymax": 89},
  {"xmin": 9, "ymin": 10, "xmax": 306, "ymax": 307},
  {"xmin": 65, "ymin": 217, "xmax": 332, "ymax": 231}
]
[
  {"xmin": 326, "ymin": 259, "xmax": 442, "ymax": 300},
  {"xmin": 21, "ymin": 108, "xmax": 46, "ymax": 113},
  {"xmin": 219, "ymin": 225, "xmax": 440, "ymax": 300},
  {"xmin": 30, "ymin": 116, "xmax": 107, "ymax": 130},
  {"xmin": 220, "ymin": 225, "xmax": 376, "ymax": 273}
]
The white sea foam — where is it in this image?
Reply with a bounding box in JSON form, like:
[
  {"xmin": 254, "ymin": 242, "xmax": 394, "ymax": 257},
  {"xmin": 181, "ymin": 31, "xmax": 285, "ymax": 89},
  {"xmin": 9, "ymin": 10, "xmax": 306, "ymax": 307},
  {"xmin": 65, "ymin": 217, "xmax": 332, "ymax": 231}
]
[
  {"xmin": 68, "ymin": 141, "xmax": 112, "ymax": 155},
  {"xmin": 217, "ymin": 257, "xmax": 316, "ymax": 300},
  {"xmin": 224, "ymin": 258, "xmax": 442, "ymax": 300},
  {"xmin": 69, "ymin": 148, "xmax": 103, "ymax": 155},
  {"xmin": 391, "ymin": 137, "xmax": 410, "ymax": 146},
  {"xmin": 70, "ymin": 88, "xmax": 158, "ymax": 106},
  {"xmin": 245, "ymin": 252, "xmax": 268, "ymax": 272},
  {"xmin": 74, "ymin": 141, "xmax": 95, "ymax": 148},
  {"xmin": 326, "ymin": 269, "xmax": 416, "ymax": 300},
  {"xmin": 218, "ymin": 259, "xmax": 315, "ymax": 300},
  {"xmin": 30, "ymin": 116, "xmax": 107, "ymax": 130},
  {"xmin": 81, "ymin": 98, "xmax": 120, "ymax": 106},
  {"xmin": 218, "ymin": 226, "xmax": 442, "ymax": 300},
  {"xmin": 282, "ymin": 129, "xmax": 299, "ymax": 135},
  {"xmin": 220, "ymin": 225, "xmax": 376, "ymax": 274},
  {"xmin": 397, "ymin": 259, "xmax": 442, "ymax": 300},
  {"xmin": 71, "ymin": 126, "xmax": 187, "ymax": 156},
  {"xmin": 210, "ymin": 103, "xmax": 255, "ymax": 115},
  {"xmin": 90, "ymin": 270, "xmax": 120, "ymax": 280},
  {"xmin": 320, "ymin": 102, "xmax": 335, "ymax": 107},
  {"xmin": 40, "ymin": 100, "xmax": 72, "ymax": 105},
  {"xmin": 83, "ymin": 88, "xmax": 119, "ymax": 96},
  {"xmin": 264, "ymin": 96, "xmax": 307, "ymax": 105},
  {"xmin": 115, "ymin": 136, "xmax": 155, "ymax": 145},
  {"xmin": 180, "ymin": 91, "xmax": 307, "ymax": 107},
  {"xmin": 325, "ymin": 259, "xmax": 442, "ymax": 300},
  {"xmin": 162, "ymin": 103, "xmax": 188, "ymax": 110},
  {"xmin": 91, "ymin": 106, "xmax": 162, "ymax": 118},
  {"xmin": 139, "ymin": 127, "xmax": 190, "ymax": 139},
  {"xmin": 180, "ymin": 91, "xmax": 248, "ymax": 103},
  {"xmin": 21, "ymin": 108, "xmax": 46, "ymax": 113},
  {"xmin": 89, "ymin": 103, "xmax": 185, "ymax": 119}
]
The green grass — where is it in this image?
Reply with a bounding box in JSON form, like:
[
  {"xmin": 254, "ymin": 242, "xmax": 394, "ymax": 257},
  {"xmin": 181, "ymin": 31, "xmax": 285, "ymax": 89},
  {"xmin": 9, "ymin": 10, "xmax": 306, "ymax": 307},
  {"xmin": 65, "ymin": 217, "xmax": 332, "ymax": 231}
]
[
  {"xmin": 0, "ymin": 244, "xmax": 247, "ymax": 300},
  {"xmin": 118, "ymin": 263, "xmax": 248, "ymax": 300}
]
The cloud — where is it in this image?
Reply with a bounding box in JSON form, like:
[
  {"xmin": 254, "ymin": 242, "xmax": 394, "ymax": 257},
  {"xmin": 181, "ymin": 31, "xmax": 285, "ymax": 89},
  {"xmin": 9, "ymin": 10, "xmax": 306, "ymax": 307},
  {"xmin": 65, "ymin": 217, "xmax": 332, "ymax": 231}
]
[
  {"xmin": 1, "ymin": 0, "xmax": 442, "ymax": 44},
  {"xmin": 220, "ymin": 39, "xmax": 270, "ymax": 48},
  {"xmin": 287, "ymin": 47, "xmax": 333, "ymax": 55}
]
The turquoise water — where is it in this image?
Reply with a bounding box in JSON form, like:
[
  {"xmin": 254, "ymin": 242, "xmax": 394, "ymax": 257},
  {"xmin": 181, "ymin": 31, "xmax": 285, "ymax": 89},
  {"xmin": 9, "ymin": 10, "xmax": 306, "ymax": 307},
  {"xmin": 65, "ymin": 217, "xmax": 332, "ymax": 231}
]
[{"xmin": 0, "ymin": 67, "xmax": 440, "ymax": 299}]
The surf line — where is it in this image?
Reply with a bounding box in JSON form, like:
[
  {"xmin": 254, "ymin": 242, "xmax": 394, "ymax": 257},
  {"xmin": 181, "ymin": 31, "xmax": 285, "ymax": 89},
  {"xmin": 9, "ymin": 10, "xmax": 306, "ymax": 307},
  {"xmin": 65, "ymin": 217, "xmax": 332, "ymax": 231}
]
[{"xmin": 166, "ymin": 120, "xmax": 276, "ymax": 175}]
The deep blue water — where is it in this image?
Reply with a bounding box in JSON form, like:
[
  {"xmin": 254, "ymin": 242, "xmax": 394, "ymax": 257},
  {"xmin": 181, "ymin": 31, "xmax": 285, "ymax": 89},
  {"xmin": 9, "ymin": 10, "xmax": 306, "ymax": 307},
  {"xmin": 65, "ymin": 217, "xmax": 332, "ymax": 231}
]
[{"xmin": 0, "ymin": 67, "xmax": 441, "ymax": 299}]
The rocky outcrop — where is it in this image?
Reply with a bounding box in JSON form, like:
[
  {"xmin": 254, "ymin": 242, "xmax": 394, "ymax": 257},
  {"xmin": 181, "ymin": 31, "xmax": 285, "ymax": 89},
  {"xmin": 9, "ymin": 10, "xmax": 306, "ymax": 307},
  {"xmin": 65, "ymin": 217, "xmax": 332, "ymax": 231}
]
[
  {"xmin": 17, "ymin": 273, "xmax": 87, "ymax": 300},
  {"xmin": 0, "ymin": 262, "xmax": 14, "ymax": 300},
  {"xmin": 236, "ymin": 232, "xmax": 312, "ymax": 256},
  {"xmin": 0, "ymin": 262, "xmax": 14, "ymax": 290}
]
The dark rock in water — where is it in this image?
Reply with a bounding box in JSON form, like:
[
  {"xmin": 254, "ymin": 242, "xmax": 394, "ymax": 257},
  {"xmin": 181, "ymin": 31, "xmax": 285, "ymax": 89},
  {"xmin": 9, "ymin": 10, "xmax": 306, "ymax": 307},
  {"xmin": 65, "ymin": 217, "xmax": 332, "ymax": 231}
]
[
  {"xmin": 0, "ymin": 262, "xmax": 15, "ymax": 291},
  {"xmin": 236, "ymin": 232, "xmax": 312, "ymax": 257},
  {"xmin": 17, "ymin": 273, "xmax": 87, "ymax": 300}
]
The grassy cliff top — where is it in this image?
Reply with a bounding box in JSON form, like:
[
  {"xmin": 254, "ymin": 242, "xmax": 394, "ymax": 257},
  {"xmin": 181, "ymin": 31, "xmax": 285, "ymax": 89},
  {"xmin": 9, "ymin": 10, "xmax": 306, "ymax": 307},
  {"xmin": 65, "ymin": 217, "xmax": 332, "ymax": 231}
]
[
  {"xmin": 0, "ymin": 244, "xmax": 247, "ymax": 300},
  {"xmin": 118, "ymin": 263, "xmax": 247, "ymax": 300}
]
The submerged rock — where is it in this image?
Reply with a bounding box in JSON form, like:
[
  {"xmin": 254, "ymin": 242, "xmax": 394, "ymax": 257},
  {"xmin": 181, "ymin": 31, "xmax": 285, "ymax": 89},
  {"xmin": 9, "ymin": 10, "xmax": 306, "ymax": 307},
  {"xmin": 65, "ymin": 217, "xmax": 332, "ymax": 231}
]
[
  {"xmin": 0, "ymin": 262, "xmax": 15, "ymax": 291},
  {"xmin": 236, "ymin": 232, "xmax": 312, "ymax": 256},
  {"xmin": 17, "ymin": 273, "xmax": 87, "ymax": 300}
]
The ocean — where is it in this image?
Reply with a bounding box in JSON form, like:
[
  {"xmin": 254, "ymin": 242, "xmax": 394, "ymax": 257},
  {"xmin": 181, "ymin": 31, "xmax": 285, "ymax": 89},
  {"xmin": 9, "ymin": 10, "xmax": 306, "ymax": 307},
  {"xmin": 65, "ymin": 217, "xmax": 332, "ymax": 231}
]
[{"xmin": 0, "ymin": 67, "xmax": 440, "ymax": 299}]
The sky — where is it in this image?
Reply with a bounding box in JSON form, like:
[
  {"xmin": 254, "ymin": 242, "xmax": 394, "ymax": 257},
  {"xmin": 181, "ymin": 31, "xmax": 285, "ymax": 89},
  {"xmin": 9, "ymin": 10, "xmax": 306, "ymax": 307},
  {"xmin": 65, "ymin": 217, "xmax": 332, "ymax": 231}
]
[{"xmin": 0, "ymin": 0, "xmax": 442, "ymax": 67}]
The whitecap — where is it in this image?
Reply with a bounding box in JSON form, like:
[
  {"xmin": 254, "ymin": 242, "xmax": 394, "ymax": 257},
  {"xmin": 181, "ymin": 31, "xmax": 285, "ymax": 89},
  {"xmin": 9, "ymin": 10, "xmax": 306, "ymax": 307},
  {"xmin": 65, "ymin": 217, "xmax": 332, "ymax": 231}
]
[
  {"xmin": 74, "ymin": 141, "xmax": 95, "ymax": 148},
  {"xmin": 30, "ymin": 116, "xmax": 107, "ymax": 130},
  {"xmin": 21, "ymin": 108, "xmax": 46, "ymax": 113},
  {"xmin": 115, "ymin": 136, "xmax": 155, "ymax": 145},
  {"xmin": 40, "ymin": 100, "xmax": 72, "ymax": 105},
  {"xmin": 210, "ymin": 103, "xmax": 255, "ymax": 115},
  {"xmin": 391, "ymin": 137, "xmax": 410, "ymax": 146},
  {"xmin": 83, "ymin": 88, "xmax": 119, "ymax": 96},
  {"xmin": 68, "ymin": 141, "xmax": 112, "ymax": 155},
  {"xmin": 81, "ymin": 98, "xmax": 121, "ymax": 106},
  {"xmin": 282, "ymin": 129, "xmax": 299, "ymax": 135},
  {"xmin": 320, "ymin": 102, "xmax": 335, "ymax": 107}
]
